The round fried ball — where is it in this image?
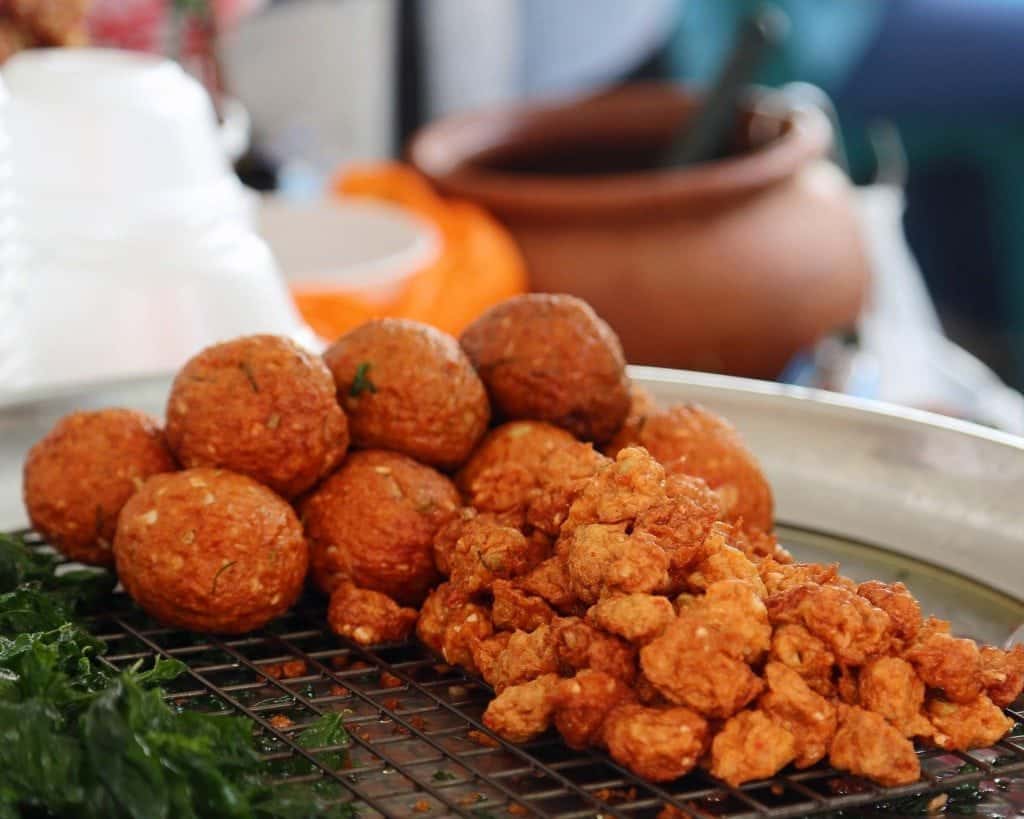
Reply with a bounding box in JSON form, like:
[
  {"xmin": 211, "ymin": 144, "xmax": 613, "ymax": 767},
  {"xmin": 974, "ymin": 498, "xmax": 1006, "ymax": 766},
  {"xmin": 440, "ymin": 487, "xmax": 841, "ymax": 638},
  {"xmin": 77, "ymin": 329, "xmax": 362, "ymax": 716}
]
[
  {"xmin": 114, "ymin": 469, "xmax": 308, "ymax": 634},
  {"xmin": 23, "ymin": 408, "xmax": 176, "ymax": 566},
  {"xmin": 165, "ymin": 335, "xmax": 348, "ymax": 498},
  {"xmin": 459, "ymin": 293, "xmax": 631, "ymax": 443},
  {"xmin": 302, "ymin": 450, "xmax": 460, "ymax": 605},
  {"xmin": 607, "ymin": 403, "xmax": 773, "ymax": 532},
  {"xmin": 323, "ymin": 318, "xmax": 489, "ymax": 469}
]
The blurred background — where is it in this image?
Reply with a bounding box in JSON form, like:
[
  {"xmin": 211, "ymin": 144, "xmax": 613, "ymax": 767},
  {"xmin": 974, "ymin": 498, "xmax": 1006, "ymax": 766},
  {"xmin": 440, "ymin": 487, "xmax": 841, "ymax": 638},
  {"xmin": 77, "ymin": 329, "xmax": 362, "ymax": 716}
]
[{"xmin": 3, "ymin": 0, "xmax": 1024, "ymax": 433}]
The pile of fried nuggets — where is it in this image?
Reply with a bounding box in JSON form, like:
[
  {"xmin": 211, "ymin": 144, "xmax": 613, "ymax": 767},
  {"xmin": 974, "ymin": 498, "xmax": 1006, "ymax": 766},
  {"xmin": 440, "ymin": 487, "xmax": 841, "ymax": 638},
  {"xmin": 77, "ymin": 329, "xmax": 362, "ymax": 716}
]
[{"xmin": 22, "ymin": 293, "xmax": 1024, "ymax": 791}]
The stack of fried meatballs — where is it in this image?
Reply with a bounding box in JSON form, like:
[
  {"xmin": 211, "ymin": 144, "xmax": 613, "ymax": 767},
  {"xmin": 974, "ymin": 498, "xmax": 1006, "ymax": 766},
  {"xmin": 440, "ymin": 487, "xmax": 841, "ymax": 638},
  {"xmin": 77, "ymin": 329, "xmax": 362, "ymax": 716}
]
[{"xmin": 22, "ymin": 293, "xmax": 1024, "ymax": 793}]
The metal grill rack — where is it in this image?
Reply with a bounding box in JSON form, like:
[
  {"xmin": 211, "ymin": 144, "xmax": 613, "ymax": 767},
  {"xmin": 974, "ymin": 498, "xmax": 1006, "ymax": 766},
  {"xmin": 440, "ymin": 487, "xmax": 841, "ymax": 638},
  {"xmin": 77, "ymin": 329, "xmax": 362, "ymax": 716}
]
[{"xmin": 23, "ymin": 531, "xmax": 1024, "ymax": 818}]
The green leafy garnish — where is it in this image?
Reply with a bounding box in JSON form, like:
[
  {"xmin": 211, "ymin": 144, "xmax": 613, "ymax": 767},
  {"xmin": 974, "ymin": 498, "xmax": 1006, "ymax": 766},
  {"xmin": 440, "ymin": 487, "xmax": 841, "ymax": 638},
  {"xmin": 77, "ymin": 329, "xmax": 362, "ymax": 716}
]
[
  {"xmin": 0, "ymin": 533, "xmax": 357, "ymax": 818},
  {"xmin": 431, "ymin": 770, "xmax": 457, "ymax": 782},
  {"xmin": 349, "ymin": 362, "xmax": 377, "ymax": 397}
]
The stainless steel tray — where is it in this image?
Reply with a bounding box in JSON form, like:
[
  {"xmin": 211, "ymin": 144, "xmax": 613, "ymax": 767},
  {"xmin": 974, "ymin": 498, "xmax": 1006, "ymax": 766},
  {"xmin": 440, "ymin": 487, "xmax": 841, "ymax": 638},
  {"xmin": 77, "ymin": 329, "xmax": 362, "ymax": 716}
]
[{"xmin": 4, "ymin": 368, "xmax": 1024, "ymax": 817}]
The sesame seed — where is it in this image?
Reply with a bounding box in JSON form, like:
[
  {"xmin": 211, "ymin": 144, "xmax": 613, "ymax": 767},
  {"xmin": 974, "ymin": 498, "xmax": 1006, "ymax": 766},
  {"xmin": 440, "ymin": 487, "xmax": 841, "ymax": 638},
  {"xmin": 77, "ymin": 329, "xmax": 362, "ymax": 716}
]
[{"xmin": 140, "ymin": 509, "xmax": 158, "ymax": 525}]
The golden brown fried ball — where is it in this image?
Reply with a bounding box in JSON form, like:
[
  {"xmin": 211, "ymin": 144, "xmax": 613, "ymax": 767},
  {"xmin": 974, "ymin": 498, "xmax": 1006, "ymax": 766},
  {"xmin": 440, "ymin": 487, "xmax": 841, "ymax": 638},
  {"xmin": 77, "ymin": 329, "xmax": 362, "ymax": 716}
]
[
  {"xmin": 323, "ymin": 318, "xmax": 489, "ymax": 469},
  {"xmin": 857, "ymin": 657, "xmax": 931, "ymax": 738},
  {"xmin": 302, "ymin": 450, "xmax": 459, "ymax": 605},
  {"xmin": 114, "ymin": 469, "xmax": 308, "ymax": 634},
  {"xmin": 24, "ymin": 409, "xmax": 176, "ymax": 567},
  {"xmin": 586, "ymin": 593, "xmax": 676, "ymax": 645},
  {"xmin": 602, "ymin": 705, "xmax": 709, "ymax": 782},
  {"xmin": 165, "ymin": 335, "xmax": 348, "ymax": 498},
  {"xmin": 607, "ymin": 403, "xmax": 773, "ymax": 532},
  {"xmin": 327, "ymin": 583, "xmax": 418, "ymax": 646},
  {"xmin": 980, "ymin": 645, "xmax": 1024, "ymax": 707},
  {"xmin": 491, "ymin": 579, "xmax": 555, "ymax": 632},
  {"xmin": 460, "ymin": 293, "xmax": 631, "ymax": 443}
]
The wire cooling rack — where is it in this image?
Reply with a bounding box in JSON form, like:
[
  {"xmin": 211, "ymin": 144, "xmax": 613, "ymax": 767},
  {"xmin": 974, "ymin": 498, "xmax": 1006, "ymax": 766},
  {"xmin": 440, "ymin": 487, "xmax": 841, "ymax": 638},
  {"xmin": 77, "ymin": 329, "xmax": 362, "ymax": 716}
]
[{"xmin": 22, "ymin": 532, "xmax": 1024, "ymax": 818}]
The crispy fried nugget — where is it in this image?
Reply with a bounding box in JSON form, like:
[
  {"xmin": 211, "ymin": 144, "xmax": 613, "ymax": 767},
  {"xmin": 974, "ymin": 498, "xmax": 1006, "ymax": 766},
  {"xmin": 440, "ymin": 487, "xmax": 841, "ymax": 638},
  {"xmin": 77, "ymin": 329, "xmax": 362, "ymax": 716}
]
[
  {"xmin": 482, "ymin": 674, "xmax": 561, "ymax": 743},
  {"xmin": 587, "ymin": 594, "xmax": 676, "ymax": 645},
  {"xmin": 551, "ymin": 670, "xmax": 636, "ymax": 749},
  {"xmin": 563, "ymin": 524, "xmax": 670, "ymax": 604},
  {"xmin": 488, "ymin": 625, "xmax": 559, "ymax": 692},
  {"xmin": 472, "ymin": 632, "xmax": 513, "ymax": 687},
  {"xmin": 857, "ymin": 581, "xmax": 922, "ymax": 647},
  {"xmin": 926, "ymin": 695, "xmax": 1014, "ymax": 751},
  {"xmin": 768, "ymin": 583, "xmax": 892, "ymax": 666},
  {"xmin": 327, "ymin": 584, "xmax": 418, "ymax": 646},
  {"xmin": 686, "ymin": 528, "xmax": 765, "ymax": 597},
  {"xmin": 633, "ymin": 474, "xmax": 720, "ymax": 574},
  {"xmin": 905, "ymin": 632, "xmax": 983, "ymax": 704},
  {"xmin": 758, "ymin": 559, "xmax": 844, "ymax": 596},
  {"xmin": 516, "ymin": 556, "xmax": 580, "ymax": 614},
  {"xmin": 640, "ymin": 615, "xmax": 763, "ymax": 719},
  {"xmin": 446, "ymin": 516, "xmax": 547, "ymax": 599},
  {"xmin": 710, "ymin": 710, "xmax": 796, "ymax": 786},
  {"xmin": 680, "ymin": 580, "xmax": 771, "ymax": 662},
  {"xmin": 760, "ymin": 662, "xmax": 837, "ymax": 768},
  {"xmin": 980, "ymin": 645, "xmax": 1024, "ymax": 707},
  {"xmin": 562, "ymin": 448, "xmax": 669, "ymax": 533},
  {"xmin": 456, "ymin": 421, "xmax": 607, "ymax": 531},
  {"xmin": 416, "ymin": 582, "xmax": 451, "ymax": 655},
  {"xmin": 440, "ymin": 602, "xmax": 493, "ymax": 671},
  {"xmin": 829, "ymin": 706, "xmax": 920, "ymax": 787},
  {"xmin": 858, "ymin": 656, "xmax": 931, "ymax": 738},
  {"xmin": 553, "ymin": 617, "xmax": 637, "ymax": 685},
  {"xmin": 491, "ymin": 579, "xmax": 556, "ymax": 632},
  {"xmin": 769, "ymin": 624, "xmax": 836, "ymax": 698},
  {"xmin": 602, "ymin": 705, "xmax": 709, "ymax": 782},
  {"xmin": 606, "ymin": 403, "xmax": 773, "ymax": 533}
]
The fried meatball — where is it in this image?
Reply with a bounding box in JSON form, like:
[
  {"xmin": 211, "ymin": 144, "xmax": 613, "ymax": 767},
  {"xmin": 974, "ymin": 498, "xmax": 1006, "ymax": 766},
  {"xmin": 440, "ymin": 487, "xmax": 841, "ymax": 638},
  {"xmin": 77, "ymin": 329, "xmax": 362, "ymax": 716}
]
[
  {"xmin": 165, "ymin": 335, "xmax": 348, "ymax": 498},
  {"xmin": 926, "ymin": 695, "xmax": 1014, "ymax": 751},
  {"xmin": 482, "ymin": 674, "xmax": 560, "ymax": 743},
  {"xmin": 680, "ymin": 579, "xmax": 771, "ymax": 663},
  {"xmin": 607, "ymin": 403, "xmax": 773, "ymax": 532},
  {"xmin": 114, "ymin": 469, "xmax": 307, "ymax": 634},
  {"xmin": 323, "ymin": 319, "xmax": 489, "ymax": 468},
  {"xmin": 460, "ymin": 293, "xmax": 630, "ymax": 443},
  {"xmin": 24, "ymin": 408, "xmax": 175, "ymax": 566},
  {"xmin": 327, "ymin": 583, "xmax": 418, "ymax": 645},
  {"xmin": 829, "ymin": 706, "xmax": 920, "ymax": 787},
  {"xmin": 602, "ymin": 705, "xmax": 709, "ymax": 782},
  {"xmin": 302, "ymin": 450, "xmax": 459, "ymax": 604},
  {"xmin": 551, "ymin": 670, "xmax": 636, "ymax": 749},
  {"xmin": 456, "ymin": 421, "xmax": 607, "ymax": 532},
  {"xmin": 587, "ymin": 594, "xmax": 676, "ymax": 645},
  {"xmin": 710, "ymin": 710, "xmax": 796, "ymax": 786}
]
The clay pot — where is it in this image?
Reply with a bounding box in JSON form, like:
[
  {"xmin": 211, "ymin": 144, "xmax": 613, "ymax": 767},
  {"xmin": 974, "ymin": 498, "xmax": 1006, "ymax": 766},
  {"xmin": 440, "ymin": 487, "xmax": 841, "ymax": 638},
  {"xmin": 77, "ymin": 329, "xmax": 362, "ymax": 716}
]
[{"xmin": 409, "ymin": 83, "xmax": 869, "ymax": 378}]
